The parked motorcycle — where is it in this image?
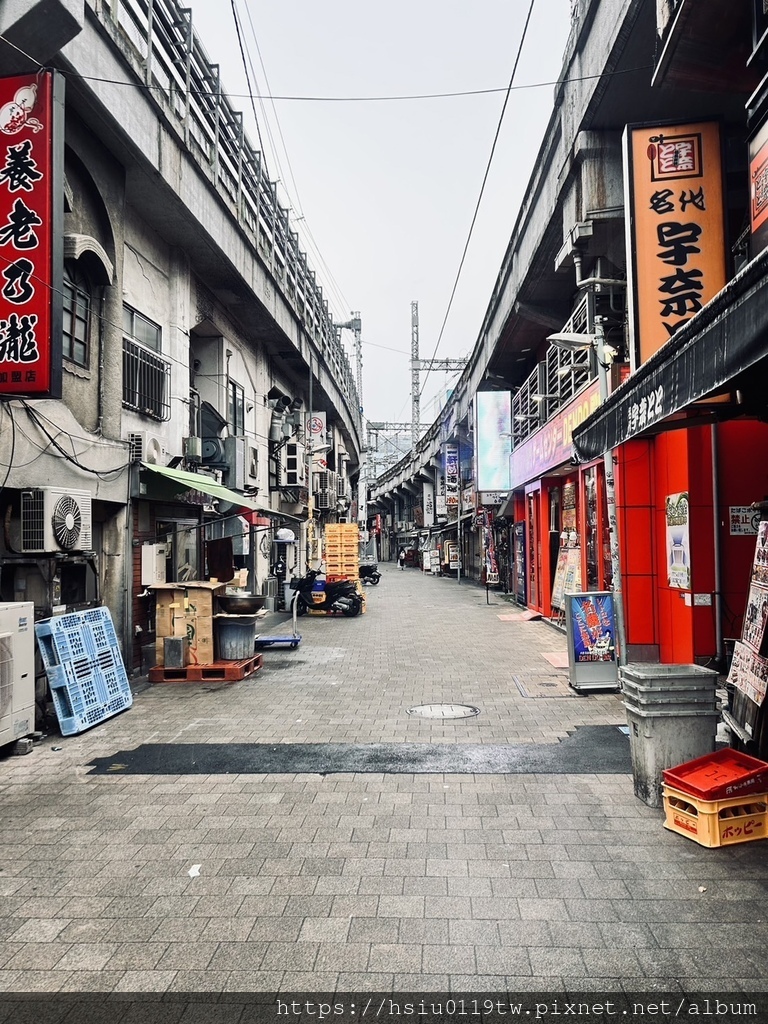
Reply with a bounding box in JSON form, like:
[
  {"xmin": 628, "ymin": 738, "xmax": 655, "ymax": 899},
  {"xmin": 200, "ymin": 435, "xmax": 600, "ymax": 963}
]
[
  {"xmin": 359, "ymin": 563, "xmax": 381, "ymax": 585},
  {"xmin": 290, "ymin": 569, "xmax": 362, "ymax": 617}
]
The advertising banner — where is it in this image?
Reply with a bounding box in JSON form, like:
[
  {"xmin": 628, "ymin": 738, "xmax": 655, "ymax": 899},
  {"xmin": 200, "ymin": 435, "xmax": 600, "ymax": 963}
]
[
  {"xmin": 422, "ymin": 480, "xmax": 435, "ymax": 527},
  {"xmin": 0, "ymin": 71, "xmax": 62, "ymax": 397},
  {"xmin": 446, "ymin": 541, "xmax": 459, "ymax": 569},
  {"xmin": 564, "ymin": 591, "xmax": 619, "ymax": 692},
  {"xmin": 475, "ymin": 390, "xmax": 511, "ymax": 491},
  {"xmin": 567, "ymin": 592, "xmax": 617, "ymax": 663},
  {"xmin": 624, "ymin": 120, "xmax": 726, "ymax": 367},
  {"xmin": 510, "ymin": 380, "xmax": 600, "ymax": 488}
]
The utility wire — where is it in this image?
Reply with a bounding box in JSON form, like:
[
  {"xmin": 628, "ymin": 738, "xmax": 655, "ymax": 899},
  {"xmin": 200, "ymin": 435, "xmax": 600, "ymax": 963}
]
[
  {"xmin": 0, "ymin": 33, "xmax": 649, "ymax": 103},
  {"xmin": 419, "ymin": 0, "xmax": 537, "ymax": 403}
]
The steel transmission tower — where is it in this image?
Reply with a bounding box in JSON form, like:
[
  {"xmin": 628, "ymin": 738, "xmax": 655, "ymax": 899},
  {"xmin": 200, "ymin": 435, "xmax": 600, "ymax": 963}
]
[{"xmin": 410, "ymin": 300, "xmax": 467, "ymax": 448}]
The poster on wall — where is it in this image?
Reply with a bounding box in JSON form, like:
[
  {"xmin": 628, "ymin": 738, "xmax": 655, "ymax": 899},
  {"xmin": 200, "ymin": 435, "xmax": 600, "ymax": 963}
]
[
  {"xmin": 665, "ymin": 491, "xmax": 691, "ymax": 589},
  {"xmin": 561, "ymin": 482, "xmax": 577, "ymax": 531}
]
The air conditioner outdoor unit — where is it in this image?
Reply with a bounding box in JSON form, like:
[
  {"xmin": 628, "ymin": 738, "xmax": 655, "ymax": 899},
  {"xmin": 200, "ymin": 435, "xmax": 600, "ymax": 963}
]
[
  {"xmin": 128, "ymin": 431, "xmax": 167, "ymax": 465},
  {"xmin": 316, "ymin": 489, "xmax": 334, "ymax": 510},
  {"xmin": 0, "ymin": 602, "xmax": 35, "ymax": 748},
  {"xmin": 20, "ymin": 488, "xmax": 93, "ymax": 553},
  {"xmin": 224, "ymin": 436, "xmax": 246, "ymax": 491},
  {"xmin": 336, "ymin": 476, "xmax": 347, "ymax": 497},
  {"xmin": 284, "ymin": 442, "xmax": 305, "ymax": 486}
]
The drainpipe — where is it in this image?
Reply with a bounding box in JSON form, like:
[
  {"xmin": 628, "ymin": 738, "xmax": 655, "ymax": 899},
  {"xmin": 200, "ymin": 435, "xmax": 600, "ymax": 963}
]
[
  {"xmin": 97, "ymin": 288, "xmax": 105, "ymax": 436},
  {"xmin": 711, "ymin": 425, "xmax": 724, "ymax": 666},
  {"xmin": 573, "ymin": 250, "xmax": 626, "ymax": 290}
]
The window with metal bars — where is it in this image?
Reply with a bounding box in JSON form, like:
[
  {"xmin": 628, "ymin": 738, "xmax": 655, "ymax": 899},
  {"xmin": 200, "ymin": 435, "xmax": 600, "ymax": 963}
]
[{"xmin": 122, "ymin": 305, "xmax": 170, "ymax": 420}]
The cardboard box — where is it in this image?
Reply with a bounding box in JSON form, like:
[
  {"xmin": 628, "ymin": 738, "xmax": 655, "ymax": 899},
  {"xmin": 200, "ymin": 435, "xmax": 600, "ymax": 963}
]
[
  {"xmin": 151, "ymin": 582, "xmax": 226, "ymax": 637},
  {"xmin": 185, "ymin": 614, "xmax": 213, "ymax": 665}
]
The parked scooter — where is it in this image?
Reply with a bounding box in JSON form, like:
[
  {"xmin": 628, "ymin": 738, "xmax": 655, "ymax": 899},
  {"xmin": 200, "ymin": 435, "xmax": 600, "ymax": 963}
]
[
  {"xmin": 290, "ymin": 568, "xmax": 362, "ymax": 617},
  {"xmin": 359, "ymin": 563, "xmax": 381, "ymax": 585}
]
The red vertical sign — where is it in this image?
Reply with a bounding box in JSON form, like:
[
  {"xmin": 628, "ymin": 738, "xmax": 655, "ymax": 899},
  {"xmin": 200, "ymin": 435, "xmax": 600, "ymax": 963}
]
[{"xmin": 0, "ymin": 72, "xmax": 60, "ymax": 396}]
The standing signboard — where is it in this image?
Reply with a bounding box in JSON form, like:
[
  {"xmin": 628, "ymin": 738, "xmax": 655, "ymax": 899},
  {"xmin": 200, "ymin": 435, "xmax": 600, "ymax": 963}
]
[
  {"xmin": 564, "ymin": 591, "xmax": 619, "ymax": 692},
  {"xmin": 0, "ymin": 71, "xmax": 63, "ymax": 398}
]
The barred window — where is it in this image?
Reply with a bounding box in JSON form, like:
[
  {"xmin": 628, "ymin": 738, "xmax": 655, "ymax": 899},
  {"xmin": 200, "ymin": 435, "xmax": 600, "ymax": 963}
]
[{"xmin": 122, "ymin": 305, "xmax": 169, "ymax": 420}]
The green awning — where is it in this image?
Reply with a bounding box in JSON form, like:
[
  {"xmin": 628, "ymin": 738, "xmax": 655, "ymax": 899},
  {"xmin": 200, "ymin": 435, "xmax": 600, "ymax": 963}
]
[{"xmin": 141, "ymin": 462, "xmax": 260, "ymax": 512}]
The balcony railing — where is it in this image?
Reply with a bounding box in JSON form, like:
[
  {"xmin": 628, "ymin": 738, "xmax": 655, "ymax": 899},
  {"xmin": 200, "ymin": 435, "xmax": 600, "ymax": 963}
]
[
  {"xmin": 510, "ymin": 296, "xmax": 595, "ymax": 446},
  {"xmin": 98, "ymin": 0, "xmax": 360, "ymax": 434}
]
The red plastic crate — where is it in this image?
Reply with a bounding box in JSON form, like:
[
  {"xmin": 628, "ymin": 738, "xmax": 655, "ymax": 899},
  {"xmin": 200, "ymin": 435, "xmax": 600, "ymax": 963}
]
[{"xmin": 662, "ymin": 748, "xmax": 768, "ymax": 801}]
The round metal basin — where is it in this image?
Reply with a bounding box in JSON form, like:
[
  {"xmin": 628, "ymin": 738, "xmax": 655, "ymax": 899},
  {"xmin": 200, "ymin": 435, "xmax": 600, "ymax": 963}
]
[{"xmin": 217, "ymin": 594, "xmax": 267, "ymax": 614}]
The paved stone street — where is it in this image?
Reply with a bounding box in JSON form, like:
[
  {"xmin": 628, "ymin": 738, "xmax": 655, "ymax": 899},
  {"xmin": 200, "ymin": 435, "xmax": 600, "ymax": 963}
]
[{"xmin": 2, "ymin": 563, "xmax": 768, "ymax": 998}]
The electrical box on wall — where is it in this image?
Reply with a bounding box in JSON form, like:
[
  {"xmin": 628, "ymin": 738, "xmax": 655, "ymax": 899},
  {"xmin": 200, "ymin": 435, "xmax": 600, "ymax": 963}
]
[{"xmin": 141, "ymin": 543, "xmax": 166, "ymax": 585}]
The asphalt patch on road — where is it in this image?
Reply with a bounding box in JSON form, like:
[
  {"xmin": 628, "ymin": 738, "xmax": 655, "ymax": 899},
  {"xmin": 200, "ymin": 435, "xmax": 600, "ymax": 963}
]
[{"xmin": 85, "ymin": 725, "xmax": 630, "ymax": 775}]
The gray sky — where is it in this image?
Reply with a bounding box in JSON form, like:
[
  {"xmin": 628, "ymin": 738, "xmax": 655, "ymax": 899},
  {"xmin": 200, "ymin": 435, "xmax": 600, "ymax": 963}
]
[{"xmin": 186, "ymin": 1, "xmax": 572, "ymax": 435}]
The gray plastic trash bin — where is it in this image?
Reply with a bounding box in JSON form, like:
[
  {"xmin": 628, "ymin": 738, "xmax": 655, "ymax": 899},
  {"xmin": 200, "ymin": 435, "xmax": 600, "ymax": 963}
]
[{"xmin": 620, "ymin": 663, "xmax": 720, "ymax": 807}]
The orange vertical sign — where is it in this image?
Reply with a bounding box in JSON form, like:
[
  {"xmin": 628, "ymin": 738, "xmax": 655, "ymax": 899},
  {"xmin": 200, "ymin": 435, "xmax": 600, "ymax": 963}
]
[{"xmin": 624, "ymin": 121, "xmax": 726, "ymax": 367}]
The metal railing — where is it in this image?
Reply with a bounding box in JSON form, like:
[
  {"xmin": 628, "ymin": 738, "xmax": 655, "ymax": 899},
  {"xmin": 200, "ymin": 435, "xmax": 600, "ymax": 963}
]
[
  {"xmin": 122, "ymin": 338, "xmax": 171, "ymax": 420},
  {"xmin": 510, "ymin": 295, "xmax": 594, "ymax": 446},
  {"xmin": 98, "ymin": 0, "xmax": 360, "ymax": 433}
]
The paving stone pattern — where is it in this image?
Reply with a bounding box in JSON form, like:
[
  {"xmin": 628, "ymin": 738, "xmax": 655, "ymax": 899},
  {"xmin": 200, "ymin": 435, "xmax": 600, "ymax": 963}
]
[{"xmin": 1, "ymin": 563, "xmax": 767, "ymax": 994}]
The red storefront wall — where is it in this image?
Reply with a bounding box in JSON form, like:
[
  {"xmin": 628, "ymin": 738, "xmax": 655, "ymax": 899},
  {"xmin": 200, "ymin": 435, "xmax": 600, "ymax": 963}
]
[{"xmin": 617, "ymin": 420, "xmax": 768, "ymax": 664}]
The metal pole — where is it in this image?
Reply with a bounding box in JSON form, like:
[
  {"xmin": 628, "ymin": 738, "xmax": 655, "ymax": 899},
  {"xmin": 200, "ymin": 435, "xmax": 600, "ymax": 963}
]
[
  {"xmin": 594, "ymin": 319, "xmax": 627, "ymax": 665},
  {"xmin": 411, "ymin": 301, "xmax": 420, "ymax": 450},
  {"xmin": 306, "ymin": 357, "xmax": 313, "ymax": 573}
]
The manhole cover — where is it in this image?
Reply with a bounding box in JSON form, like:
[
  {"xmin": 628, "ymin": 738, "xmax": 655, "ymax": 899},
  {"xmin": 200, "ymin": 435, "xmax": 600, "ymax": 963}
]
[{"xmin": 406, "ymin": 703, "xmax": 480, "ymax": 719}]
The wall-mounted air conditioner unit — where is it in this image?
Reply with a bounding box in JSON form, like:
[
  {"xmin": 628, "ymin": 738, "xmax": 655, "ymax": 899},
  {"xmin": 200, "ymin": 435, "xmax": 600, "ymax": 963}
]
[
  {"xmin": 224, "ymin": 436, "xmax": 246, "ymax": 491},
  {"xmin": 128, "ymin": 431, "xmax": 167, "ymax": 465},
  {"xmin": 336, "ymin": 476, "xmax": 347, "ymax": 497},
  {"xmin": 316, "ymin": 490, "xmax": 334, "ymax": 510},
  {"xmin": 20, "ymin": 488, "xmax": 93, "ymax": 553},
  {"xmin": 284, "ymin": 442, "xmax": 305, "ymax": 486},
  {"xmin": 0, "ymin": 601, "xmax": 35, "ymax": 747}
]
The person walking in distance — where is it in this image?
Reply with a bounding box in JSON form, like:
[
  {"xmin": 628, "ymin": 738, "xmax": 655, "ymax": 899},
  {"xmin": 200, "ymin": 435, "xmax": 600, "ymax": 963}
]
[{"xmin": 398, "ymin": 547, "xmax": 406, "ymax": 571}]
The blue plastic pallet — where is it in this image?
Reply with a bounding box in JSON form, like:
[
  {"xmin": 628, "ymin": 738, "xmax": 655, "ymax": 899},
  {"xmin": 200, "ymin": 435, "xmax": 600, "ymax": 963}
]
[{"xmin": 35, "ymin": 608, "xmax": 132, "ymax": 736}]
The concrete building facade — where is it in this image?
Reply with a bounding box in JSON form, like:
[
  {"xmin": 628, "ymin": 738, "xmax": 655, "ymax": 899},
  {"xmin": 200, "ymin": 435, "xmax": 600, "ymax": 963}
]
[{"xmin": 0, "ymin": 0, "xmax": 363, "ymax": 682}]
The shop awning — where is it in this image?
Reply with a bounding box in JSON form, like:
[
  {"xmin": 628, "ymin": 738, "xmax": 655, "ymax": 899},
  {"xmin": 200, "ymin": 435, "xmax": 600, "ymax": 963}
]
[
  {"xmin": 572, "ymin": 250, "xmax": 768, "ymax": 462},
  {"xmin": 141, "ymin": 463, "xmax": 261, "ymax": 514}
]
